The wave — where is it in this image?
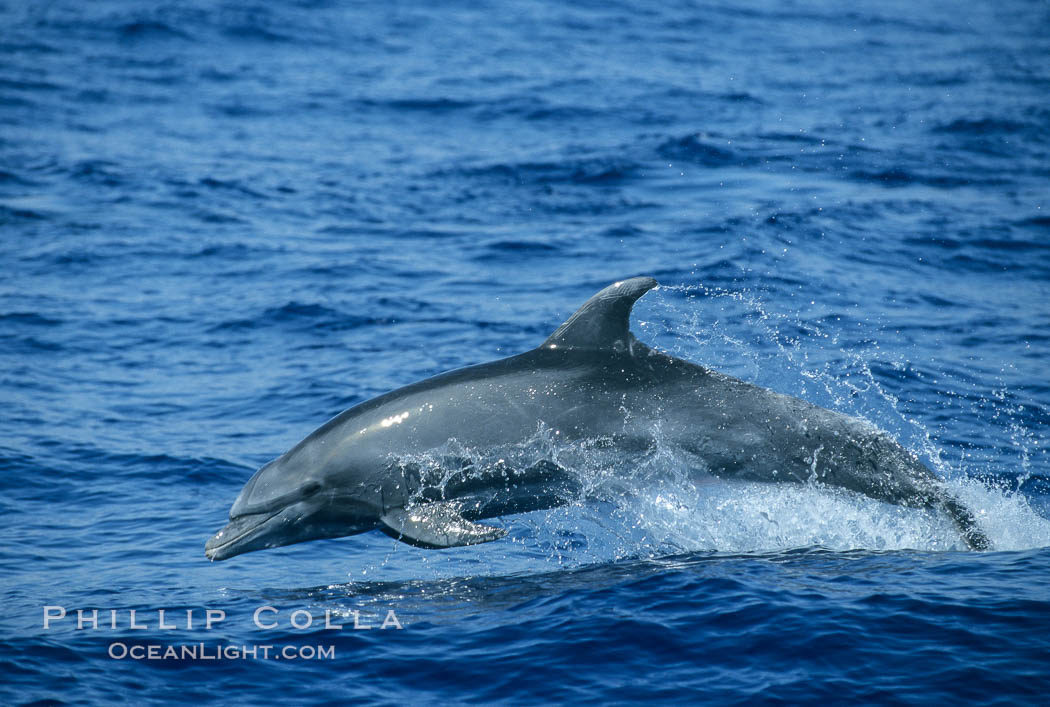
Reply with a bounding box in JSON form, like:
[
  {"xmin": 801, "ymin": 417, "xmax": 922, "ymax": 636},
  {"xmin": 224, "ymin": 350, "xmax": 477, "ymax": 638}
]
[
  {"xmin": 848, "ymin": 167, "xmax": 1006, "ymax": 188},
  {"xmin": 0, "ymin": 312, "xmax": 63, "ymax": 326},
  {"xmin": 656, "ymin": 134, "xmax": 739, "ymax": 167},
  {"xmin": 117, "ymin": 21, "xmax": 191, "ymax": 41},
  {"xmin": 933, "ymin": 117, "xmax": 1032, "ymax": 136},
  {"xmin": 0, "ymin": 204, "xmax": 47, "ymax": 222},
  {"xmin": 434, "ymin": 155, "xmax": 643, "ymax": 187},
  {"xmin": 210, "ymin": 301, "xmax": 391, "ymax": 333}
]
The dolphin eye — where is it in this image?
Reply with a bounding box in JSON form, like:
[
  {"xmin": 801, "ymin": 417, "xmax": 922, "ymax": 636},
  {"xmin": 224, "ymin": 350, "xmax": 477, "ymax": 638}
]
[{"xmin": 301, "ymin": 481, "xmax": 322, "ymax": 497}]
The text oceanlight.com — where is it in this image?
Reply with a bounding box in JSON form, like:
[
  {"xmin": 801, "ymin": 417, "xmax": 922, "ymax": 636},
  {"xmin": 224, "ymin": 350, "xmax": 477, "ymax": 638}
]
[{"xmin": 107, "ymin": 643, "xmax": 336, "ymax": 661}]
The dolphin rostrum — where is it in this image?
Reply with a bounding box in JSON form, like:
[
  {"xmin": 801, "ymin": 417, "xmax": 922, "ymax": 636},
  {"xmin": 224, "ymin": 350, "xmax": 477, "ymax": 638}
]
[{"xmin": 205, "ymin": 277, "xmax": 989, "ymax": 560}]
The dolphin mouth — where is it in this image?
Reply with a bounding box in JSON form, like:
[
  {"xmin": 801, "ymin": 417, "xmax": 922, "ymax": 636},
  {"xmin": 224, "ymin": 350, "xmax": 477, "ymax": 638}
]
[{"xmin": 205, "ymin": 510, "xmax": 283, "ymax": 562}]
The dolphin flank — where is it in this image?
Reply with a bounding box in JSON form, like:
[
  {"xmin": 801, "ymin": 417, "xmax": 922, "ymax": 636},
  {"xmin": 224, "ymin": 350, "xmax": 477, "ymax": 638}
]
[{"xmin": 205, "ymin": 277, "xmax": 990, "ymax": 560}]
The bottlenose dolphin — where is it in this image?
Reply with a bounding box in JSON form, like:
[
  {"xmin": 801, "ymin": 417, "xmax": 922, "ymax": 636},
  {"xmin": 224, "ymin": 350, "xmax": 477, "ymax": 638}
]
[{"xmin": 205, "ymin": 277, "xmax": 989, "ymax": 560}]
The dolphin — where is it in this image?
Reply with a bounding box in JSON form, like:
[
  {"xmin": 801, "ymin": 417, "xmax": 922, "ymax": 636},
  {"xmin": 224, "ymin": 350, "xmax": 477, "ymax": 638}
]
[{"xmin": 205, "ymin": 277, "xmax": 989, "ymax": 560}]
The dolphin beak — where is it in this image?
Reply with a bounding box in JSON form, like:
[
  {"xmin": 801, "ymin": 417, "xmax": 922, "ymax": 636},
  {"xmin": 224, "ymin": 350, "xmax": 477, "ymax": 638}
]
[{"xmin": 204, "ymin": 511, "xmax": 280, "ymax": 562}]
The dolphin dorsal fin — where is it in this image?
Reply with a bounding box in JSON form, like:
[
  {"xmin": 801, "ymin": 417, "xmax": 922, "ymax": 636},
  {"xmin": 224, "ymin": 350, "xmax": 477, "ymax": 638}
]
[{"xmin": 542, "ymin": 277, "xmax": 658, "ymax": 351}]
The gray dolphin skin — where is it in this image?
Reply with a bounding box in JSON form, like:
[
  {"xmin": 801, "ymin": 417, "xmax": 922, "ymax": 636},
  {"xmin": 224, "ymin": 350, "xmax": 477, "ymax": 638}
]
[{"xmin": 205, "ymin": 277, "xmax": 989, "ymax": 560}]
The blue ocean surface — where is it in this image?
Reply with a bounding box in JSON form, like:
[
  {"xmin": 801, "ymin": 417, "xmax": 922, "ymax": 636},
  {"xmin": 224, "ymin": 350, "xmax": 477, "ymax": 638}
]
[{"xmin": 2, "ymin": 0, "xmax": 1049, "ymax": 703}]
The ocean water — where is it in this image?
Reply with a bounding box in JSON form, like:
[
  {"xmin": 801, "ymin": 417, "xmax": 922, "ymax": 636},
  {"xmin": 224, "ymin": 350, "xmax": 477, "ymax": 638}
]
[{"xmin": 2, "ymin": 0, "xmax": 1049, "ymax": 703}]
